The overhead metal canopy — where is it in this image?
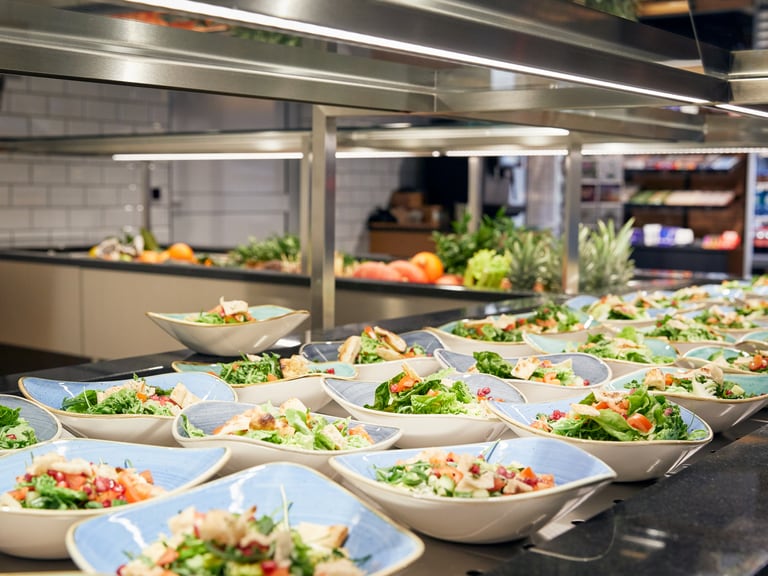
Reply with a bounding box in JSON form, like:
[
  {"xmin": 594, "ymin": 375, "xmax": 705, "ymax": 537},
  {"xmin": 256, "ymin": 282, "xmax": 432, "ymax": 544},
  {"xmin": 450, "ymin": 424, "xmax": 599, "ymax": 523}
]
[{"xmin": 0, "ymin": 0, "xmax": 741, "ymax": 139}]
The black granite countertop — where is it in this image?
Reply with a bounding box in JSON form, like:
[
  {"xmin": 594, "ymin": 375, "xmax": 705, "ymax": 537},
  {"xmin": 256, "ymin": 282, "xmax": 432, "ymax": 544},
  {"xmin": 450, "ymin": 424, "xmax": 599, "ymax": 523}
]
[{"xmin": 2, "ymin": 296, "xmax": 767, "ymax": 575}]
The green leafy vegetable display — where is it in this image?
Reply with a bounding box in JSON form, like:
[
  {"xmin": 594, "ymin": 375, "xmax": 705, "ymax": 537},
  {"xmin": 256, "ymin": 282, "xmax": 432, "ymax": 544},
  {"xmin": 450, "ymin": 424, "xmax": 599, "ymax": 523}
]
[{"xmin": 463, "ymin": 249, "xmax": 512, "ymax": 291}]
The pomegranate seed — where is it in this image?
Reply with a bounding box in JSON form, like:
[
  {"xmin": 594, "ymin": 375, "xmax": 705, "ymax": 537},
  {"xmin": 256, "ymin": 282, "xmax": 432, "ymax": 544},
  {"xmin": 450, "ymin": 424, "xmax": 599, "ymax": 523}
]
[
  {"xmin": 261, "ymin": 560, "xmax": 278, "ymax": 574},
  {"xmin": 94, "ymin": 477, "xmax": 110, "ymax": 492}
]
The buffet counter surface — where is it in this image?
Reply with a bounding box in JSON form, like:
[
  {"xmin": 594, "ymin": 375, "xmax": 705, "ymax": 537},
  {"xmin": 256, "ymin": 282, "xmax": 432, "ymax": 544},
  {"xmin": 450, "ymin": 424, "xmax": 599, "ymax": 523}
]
[{"xmin": 1, "ymin": 296, "xmax": 767, "ymax": 575}]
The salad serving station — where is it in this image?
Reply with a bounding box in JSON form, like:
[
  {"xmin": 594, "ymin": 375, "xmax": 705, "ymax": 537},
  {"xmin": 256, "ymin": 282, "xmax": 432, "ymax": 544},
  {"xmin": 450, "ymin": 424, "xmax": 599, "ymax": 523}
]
[{"xmin": 1, "ymin": 288, "xmax": 768, "ymax": 575}]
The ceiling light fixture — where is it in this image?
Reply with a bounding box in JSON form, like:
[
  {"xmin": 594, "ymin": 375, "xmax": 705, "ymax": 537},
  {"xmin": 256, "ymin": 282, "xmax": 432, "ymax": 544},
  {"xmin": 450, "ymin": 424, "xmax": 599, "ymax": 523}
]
[
  {"xmin": 445, "ymin": 149, "xmax": 568, "ymax": 157},
  {"xmin": 112, "ymin": 152, "xmax": 304, "ymax": 160},
  {"xmin": 120, "ymin": 0, "xmax": 709, "ymax": 105}
]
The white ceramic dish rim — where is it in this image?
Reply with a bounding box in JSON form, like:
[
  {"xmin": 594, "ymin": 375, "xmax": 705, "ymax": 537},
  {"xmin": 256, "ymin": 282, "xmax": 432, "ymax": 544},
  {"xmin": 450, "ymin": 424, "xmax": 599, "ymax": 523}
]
[{"xmin": 146, "ymin": 306, "xmax": 309, "ymax": 328}]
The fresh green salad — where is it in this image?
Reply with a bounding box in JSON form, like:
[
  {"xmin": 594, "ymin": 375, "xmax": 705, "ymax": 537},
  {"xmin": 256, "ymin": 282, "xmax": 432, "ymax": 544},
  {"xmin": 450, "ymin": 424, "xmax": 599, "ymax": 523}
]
[
  {"xmin": 584, "ymin": 294, "xmax": 649, "ymax": 321},
  {"xmin": 213, "ymin": 353, "xmax": 332, "ymax": 385},
  {"xmin": 358, "ymin": 326, "xmax": 426, "ymax": 364},
  {"xmin": 0, "ymin": 452, "xmax": 164, "ymax": 510},
  {"xmin": 338, "ymin": 325, "xmax": 426, "ymax": 364},
  {"xmin": 118, "ymin": 504, "xmax": 365, "ymax": 576},
  {"xmin": 182, "ymin": 398, "xmax": 374, "ymax": 451},
  {"xmin": 0, "ymin": 405, "xmax": 38, "ymax": 450},
  {"xmin": 707, "ymin": 349, "xmax": 768, "ymax": 373},
  {"xmin": 626, "ymin": 365, "xmax": 757, "ymax": 400},
  {"xmin": 575, "ymin": 327, "xmax": 674, "ymax": 364},
  {"xmin": 473, "ymin": 351, "xmax": 587, "ymax": 386},
  {"xmin": 365, "ymin": 368, "xmax": 491, "ymax": 416},
  {"xmin": 693, "ymin": 306, "xmax": 757, "ymax": 331},
  {"xmin": 374, "ymin": 447, "xmax": 555, "ymax": 498},
  {"xmin": 532, "ymin": 386, "xmax": 708, "ymax": 441},
  {"xmin": 61, "ymin": 379, "xmax": 199, "ymax": 416},
  {"xmin": 645, "ymin": 314, "xmax": 726, "ymax": 342},
  {"xmin": 216, "ymin": 353, "xmax": 283, "ymax": 384},
  {"xmin": 451, "ymin": 302, "xmax": 584, "ymax": 343},
  {"xmin": 188, "ymin": 297, "xmax": 254, "ymax": 324}
]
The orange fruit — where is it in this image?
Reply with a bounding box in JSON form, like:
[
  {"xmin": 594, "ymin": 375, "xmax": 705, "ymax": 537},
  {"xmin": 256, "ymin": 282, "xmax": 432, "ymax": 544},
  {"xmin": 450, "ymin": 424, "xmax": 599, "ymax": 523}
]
[
  {"xmin": 137, "ymin": 250, "xmax": 164, "ymax": 264},
  {"xmin": 167, "ymin": 242, "xmax": 196, "ymax": 262},
  {"xmin": 409, "ymin": 251, "xmax": 444, "ymax": 283}
]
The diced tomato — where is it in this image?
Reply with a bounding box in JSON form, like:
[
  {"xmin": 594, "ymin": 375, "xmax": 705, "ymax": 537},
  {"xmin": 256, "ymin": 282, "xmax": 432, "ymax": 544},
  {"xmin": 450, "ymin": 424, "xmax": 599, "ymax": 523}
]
[
  {"xmin": 432, "ymin": 466, "xmax": 463, "ymax": 484},
  {"xmin": 348, "ymin": 425, "xmax": 372, "ymax": 443},
  {"xmin": 750, "ymin": 354, "xmax": 766, "ymax": 371},
  {"xmin": 8, "ymin": 486, "xmax": 29, "ymax": 501},
  {"xmin": 626, "ymin": 412, "xmax": 653, "ymax": 433},
  {"xmin": 155, "ymin": 547, "xmax": 180, "ymax": 567},
  {"xmin": 64, "ymin": 473, "xmax": 89, "ymax": 491}
]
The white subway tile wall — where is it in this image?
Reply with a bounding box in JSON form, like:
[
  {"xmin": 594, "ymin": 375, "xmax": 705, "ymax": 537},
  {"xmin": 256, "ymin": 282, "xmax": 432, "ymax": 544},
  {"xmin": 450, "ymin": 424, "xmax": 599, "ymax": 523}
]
[
  {"xmin": 0, "ymin": 76, "xmax": 171, "ymax": 249},
  {"xmin": 0, "ymin": 76, "xmax": 413, "ymax": 255}
]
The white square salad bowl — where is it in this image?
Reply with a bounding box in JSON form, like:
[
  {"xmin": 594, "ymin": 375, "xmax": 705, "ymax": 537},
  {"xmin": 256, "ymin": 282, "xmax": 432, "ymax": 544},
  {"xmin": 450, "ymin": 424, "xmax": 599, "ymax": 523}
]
[
  {"xmin": 0, "ymin": 438, "xmax": 229, "ymax": 559},
  {"xmin": 321, "ymin": 371, "xmax": 526, "ymax": 449},
  {"xmin": 18, "ymin": 372, "xmax": 236, "ymax": 446},
  {"xmin": 66, "ymin": 462, "xmax": 425, "ymax": 576},
  {"xmin": 487, "ymin": 396, "xmax": 713, "ymax": 482},
  {"xmin": 146, "ymin": 304, "xmax": 309, "ymax": 356},
  {"xmin": 328, "ymin": 437, "xmax": 616, "ymax": 544},
  {"xmin": 172, "ymin": 399, "xmax": 402, "ymax": 476},
  {"xmin": 433, "ymin": 348, "xmax": 612, "ymax": 403}
]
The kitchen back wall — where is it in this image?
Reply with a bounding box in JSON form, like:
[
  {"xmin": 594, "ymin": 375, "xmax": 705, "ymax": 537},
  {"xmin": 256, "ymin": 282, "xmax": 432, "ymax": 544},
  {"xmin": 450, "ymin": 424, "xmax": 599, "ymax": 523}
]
[{"xmin": 0, "ymin": 75, "xmax": 418, "ymax": 256}]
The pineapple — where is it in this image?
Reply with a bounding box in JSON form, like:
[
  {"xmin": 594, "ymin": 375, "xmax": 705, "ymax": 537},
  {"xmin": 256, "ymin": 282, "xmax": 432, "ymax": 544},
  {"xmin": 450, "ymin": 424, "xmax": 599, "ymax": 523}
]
[
  {"xmin": 578, "ymin": 218, "xmax": 636, "ymax": 292},
  {"xmin": 504, "ymin": 228, "xmax": 559, "ymax": 292}
]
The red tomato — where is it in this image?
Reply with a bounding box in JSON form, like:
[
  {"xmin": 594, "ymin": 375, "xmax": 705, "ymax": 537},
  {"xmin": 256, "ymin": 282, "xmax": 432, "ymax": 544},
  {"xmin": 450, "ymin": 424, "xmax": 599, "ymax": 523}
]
[
  {"xmin": 626, "ymin": 412, "xmax": 653, "ymax": 433},
  {"xmin": 387, "ymin": 260, "xmax": 429, "ymax": 283},
  {"xmin": 434, "ymin": 273, "xmax": 464, "ymax": 286},
  {"xmin": 351, "ymin": 261, "xmax": 403, "ymax": 282}
]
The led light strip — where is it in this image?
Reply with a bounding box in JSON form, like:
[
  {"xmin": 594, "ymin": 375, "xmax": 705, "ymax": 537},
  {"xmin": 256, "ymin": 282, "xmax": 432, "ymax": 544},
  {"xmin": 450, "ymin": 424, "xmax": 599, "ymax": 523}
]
[
  {"xmin": 716, "ymin": 104, "xmax": 768, "ymax": 119},
  {"xmin": 112, "ymin": 152, "xmax": 304, "ymax": 160},
  {"xmin": 120, "ymin": 0, "xmax": 709, "ymax": 105}
]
